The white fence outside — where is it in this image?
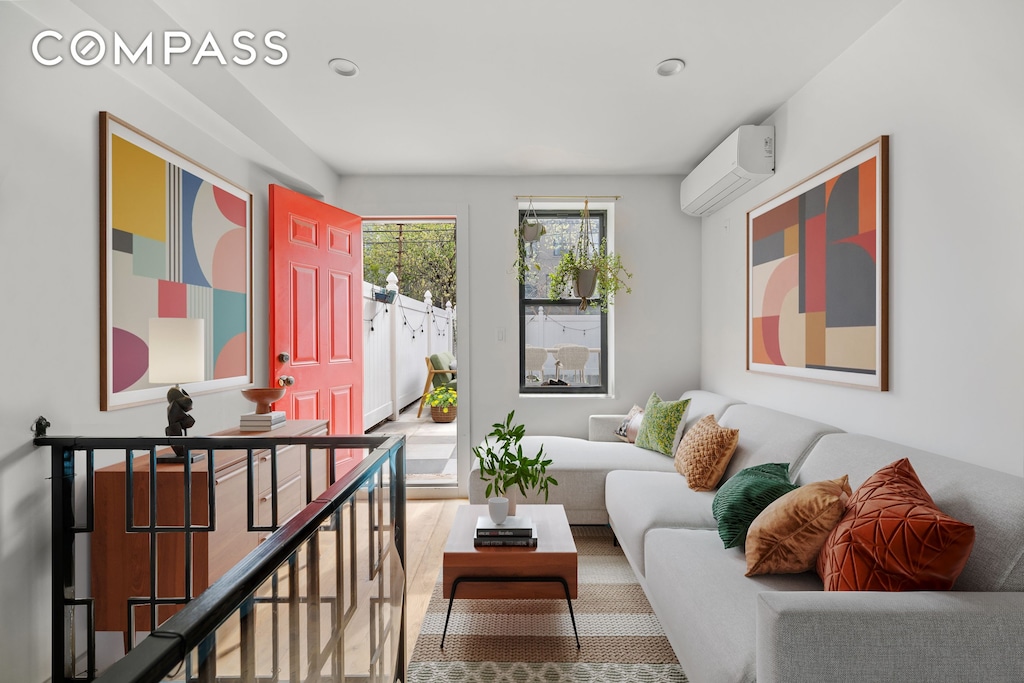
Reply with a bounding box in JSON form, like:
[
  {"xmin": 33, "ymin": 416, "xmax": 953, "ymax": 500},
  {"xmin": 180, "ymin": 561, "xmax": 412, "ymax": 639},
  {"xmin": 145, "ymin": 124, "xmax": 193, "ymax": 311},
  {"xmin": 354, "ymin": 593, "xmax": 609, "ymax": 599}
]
[
  {"xmin": 524, "ymin": 307, "xmax": 601, "ymax": 382},
  {"xmin": 363, "ymin": 273, "xmax": 455, "ymax": 428}
]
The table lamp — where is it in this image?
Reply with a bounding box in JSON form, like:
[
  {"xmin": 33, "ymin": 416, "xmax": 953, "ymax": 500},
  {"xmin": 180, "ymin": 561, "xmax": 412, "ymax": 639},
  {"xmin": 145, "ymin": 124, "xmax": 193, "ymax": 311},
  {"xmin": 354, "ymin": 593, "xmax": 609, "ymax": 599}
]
[{"xmin": 149, "ymin": 317, "xmax": 205, "ymax": 462}]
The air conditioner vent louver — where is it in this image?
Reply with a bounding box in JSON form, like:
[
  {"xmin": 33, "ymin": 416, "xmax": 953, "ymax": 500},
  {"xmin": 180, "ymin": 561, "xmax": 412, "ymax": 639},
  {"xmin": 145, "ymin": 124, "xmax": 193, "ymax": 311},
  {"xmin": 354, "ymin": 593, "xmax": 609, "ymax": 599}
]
[{"xmin": 680, "ymin": 125, "xmax": 774, "ymax": 217}]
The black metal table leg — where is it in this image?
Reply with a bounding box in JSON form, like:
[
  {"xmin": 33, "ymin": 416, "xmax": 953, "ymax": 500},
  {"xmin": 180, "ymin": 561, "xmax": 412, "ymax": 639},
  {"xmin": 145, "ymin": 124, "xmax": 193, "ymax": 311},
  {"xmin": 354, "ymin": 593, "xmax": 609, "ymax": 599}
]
[
  {"xmin": 555, "ymin": 577, "xmax": 581, "ymax": 650},
  {"xmin": 440, "ymin": 577, "xmax": 461, "ymax": 650}
]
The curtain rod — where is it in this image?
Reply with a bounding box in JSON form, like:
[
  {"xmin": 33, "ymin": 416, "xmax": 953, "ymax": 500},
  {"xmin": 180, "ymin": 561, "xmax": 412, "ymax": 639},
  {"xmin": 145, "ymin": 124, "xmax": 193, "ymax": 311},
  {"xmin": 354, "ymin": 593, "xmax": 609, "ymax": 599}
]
[{"xmin": 514, "ymin": 194, "xmax": 621, "ymax": 200}]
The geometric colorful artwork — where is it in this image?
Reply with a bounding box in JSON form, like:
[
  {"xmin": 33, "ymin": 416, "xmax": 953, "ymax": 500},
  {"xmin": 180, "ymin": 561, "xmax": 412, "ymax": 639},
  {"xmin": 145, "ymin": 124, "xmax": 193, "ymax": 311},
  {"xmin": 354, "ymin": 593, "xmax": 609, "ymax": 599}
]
[
  {"xmin": 100, "ymin": 112, "xmax": 252, "ymax": 409},
  {"xmin": 747, "ymin": 137, "xmax": 888, "ymax": 390}
]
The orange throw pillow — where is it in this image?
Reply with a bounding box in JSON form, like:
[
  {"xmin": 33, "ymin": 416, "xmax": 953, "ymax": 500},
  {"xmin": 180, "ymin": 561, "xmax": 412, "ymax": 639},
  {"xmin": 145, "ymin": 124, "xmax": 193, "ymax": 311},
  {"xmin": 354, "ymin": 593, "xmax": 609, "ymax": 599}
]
[
  {"xmin": 745, "ymin": 475, "xmax": 852, "ymax": 576},
  {"xmin": 817, "ymin": 458, "xmax": 975, "ymax": 591},
  {"xmin": 674, "ymin": 414, "xmax": 739, "ymax": 491}
]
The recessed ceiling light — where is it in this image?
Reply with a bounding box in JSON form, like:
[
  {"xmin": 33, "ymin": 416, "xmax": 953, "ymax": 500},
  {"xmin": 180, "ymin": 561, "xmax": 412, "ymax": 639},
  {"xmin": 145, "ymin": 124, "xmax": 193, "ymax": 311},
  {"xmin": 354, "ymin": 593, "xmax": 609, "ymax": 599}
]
[
  {"xmin": 328, "ymin": 58, "xmax": 359, "ymax": 77},
  {"xmin": 656, "ymin": 58, "xmax": 686, "ymax": 77}
]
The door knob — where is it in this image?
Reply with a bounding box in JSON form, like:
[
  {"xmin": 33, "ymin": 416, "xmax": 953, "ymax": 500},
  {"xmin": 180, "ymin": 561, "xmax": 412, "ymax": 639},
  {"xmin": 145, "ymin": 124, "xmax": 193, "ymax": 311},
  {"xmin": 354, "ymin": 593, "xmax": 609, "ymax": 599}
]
[
  {"xmin": 278, "ymin": 375, "xmax": 295, "ymax": 387},
  {"xmin": 277, "ymin": 352, "xmax": 290, "ymax": 363}
]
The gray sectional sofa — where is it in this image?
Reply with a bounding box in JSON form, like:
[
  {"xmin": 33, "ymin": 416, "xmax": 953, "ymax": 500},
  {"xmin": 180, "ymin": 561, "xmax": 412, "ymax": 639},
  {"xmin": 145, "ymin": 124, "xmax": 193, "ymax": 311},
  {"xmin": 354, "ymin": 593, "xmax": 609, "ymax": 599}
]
[{"xmin": 468, "ymin": 390, "xmax": 1024, "ymax": 682}]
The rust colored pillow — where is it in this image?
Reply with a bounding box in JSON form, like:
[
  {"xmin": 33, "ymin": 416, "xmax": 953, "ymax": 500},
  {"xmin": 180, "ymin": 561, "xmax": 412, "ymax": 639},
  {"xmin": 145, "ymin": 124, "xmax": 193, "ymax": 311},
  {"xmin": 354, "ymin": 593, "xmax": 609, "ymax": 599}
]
[
  {"xmin": 674, "ymin": 414, "xmax": 740, "ymax": 491},
  {"xmin": 745, "ymin": 475, "xmax": 852, "ymax": 576},
  {"xmin": 817, "ymin": 458, "xmax": 975, "ymax": 591}
]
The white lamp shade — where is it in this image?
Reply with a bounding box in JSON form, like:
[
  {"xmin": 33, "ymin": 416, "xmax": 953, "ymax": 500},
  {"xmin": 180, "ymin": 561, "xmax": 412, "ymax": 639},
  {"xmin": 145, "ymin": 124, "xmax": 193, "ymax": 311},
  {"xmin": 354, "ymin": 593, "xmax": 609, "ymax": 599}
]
[{"xmin": 148, "ymin": 318, "xmax": 205, "ymax": 384}]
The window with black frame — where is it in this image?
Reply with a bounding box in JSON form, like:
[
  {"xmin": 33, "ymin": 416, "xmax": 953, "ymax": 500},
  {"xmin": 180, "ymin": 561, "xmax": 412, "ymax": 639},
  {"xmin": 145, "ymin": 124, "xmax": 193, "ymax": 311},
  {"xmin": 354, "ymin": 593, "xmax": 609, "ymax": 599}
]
[{"xmin": 519, "ymin": 206, "xmax": 608, "ymax": 393}]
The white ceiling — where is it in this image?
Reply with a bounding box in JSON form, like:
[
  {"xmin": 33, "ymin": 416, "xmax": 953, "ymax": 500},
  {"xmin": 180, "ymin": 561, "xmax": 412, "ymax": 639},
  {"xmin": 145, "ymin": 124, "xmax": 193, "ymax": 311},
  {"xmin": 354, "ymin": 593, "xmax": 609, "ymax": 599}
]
[{"xmin": 34, "ymin": 0, "xmax": 903, "ymax": 177}]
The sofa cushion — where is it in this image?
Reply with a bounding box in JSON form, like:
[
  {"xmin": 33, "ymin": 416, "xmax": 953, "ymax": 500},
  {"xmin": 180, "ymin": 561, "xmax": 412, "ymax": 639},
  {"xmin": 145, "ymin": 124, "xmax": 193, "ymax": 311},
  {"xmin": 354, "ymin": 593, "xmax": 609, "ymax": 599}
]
[
  {"xmin": 429, "ymin": 352, "xmax": 456, "ymax": 389},
  {"xmin": 605, "ymin": 471, "xmax": 718, "ymax": 577},
  {"xmin": 745, "ymin": 475, "xmax": 852, "ymax": 576},
  {"xmin": 643, "ymin": 528, "xmax": 822, "ymax": 683},
  {"xmin": 677, "ymin": 389, "xmax": 744, "ymax": 435},
  {"xmin": 717, "ymin": 404, "xmax": 841, "ymax": 481},
  {"xmin": 674, "ymin": 414, "xmax": 739, "ymax": 491},
  {"xmin": 798, "ymin": 434, "xmax": 1024, "ymax": 592},
  {"xmin": 713, "ymin": 463, "xmax": 798, "ymax": 549},
  {"xmin": 634, "ymin": 393, "xmax": 690, "ymax": 456},
  {"xmin": 818, "ymin": 458, "xmax": 975, "ymax": 591}
]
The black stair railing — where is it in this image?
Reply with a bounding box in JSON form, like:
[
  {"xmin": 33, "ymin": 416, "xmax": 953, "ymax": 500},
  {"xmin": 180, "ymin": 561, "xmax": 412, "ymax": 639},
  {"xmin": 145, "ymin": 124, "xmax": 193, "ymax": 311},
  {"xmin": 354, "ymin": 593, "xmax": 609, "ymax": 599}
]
[{"xmin": 37, "ymin": 431, "xmax": 407, "ymax": 683}]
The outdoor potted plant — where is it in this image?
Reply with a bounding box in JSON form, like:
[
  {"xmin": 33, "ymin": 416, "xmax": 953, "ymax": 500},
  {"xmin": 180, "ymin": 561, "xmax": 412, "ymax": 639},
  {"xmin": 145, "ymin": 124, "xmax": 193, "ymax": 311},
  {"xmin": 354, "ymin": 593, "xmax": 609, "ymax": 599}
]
[
  {"xmin": 547, "ymin": 202, "xmax": 633, "ymax": 311},
  {"xmin": 473, "ymin": 411, "xmax": 557, "ymax": 519},
  {"xmin": 424, "ymin": 385, "xmax": 457, "ymax": 422}
]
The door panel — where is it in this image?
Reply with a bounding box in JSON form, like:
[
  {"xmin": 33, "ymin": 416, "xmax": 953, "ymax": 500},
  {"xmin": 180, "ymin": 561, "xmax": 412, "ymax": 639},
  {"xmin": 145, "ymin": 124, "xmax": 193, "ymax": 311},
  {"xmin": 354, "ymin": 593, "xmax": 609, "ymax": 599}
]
[
  {"xmin": 291, "ymin": 264, "xmax": 320, "ymax": 364},
  {"xmin": 329, "ymin": 386, "xmax": 352, "ymax": 434},
  {"xmin": 269, "ymin": 184, "xmax": 363, "ymax": 439},
  {"xmin": 292, "ymin": 391, "xmax": 320, "ymax": 421},
  {"xmin": 330, "ymin": 271, "xmax": 353, "ymax": 361}
]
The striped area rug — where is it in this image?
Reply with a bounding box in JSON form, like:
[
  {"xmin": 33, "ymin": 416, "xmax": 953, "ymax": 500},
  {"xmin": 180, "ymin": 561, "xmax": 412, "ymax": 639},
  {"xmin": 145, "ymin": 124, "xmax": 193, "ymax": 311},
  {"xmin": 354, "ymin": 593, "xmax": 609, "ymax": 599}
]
[{"xmin": 408, "ymin": 525, "xmax": 688, "ymax": 682}]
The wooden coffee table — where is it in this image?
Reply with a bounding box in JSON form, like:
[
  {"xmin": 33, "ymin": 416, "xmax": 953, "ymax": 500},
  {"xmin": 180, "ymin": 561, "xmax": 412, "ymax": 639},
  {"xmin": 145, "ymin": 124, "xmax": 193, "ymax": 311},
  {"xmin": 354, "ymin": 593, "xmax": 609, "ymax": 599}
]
[{"xmin": 441, "ymin": 503, "xmax": 579, "ymax": 648}]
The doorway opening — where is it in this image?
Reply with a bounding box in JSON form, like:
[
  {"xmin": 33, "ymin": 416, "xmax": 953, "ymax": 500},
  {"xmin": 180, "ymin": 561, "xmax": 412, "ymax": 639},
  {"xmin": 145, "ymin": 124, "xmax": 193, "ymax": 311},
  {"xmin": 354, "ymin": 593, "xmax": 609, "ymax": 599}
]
[{"xmin": 361, "ymin": 220, "xmax": 458, "ymax": 488}]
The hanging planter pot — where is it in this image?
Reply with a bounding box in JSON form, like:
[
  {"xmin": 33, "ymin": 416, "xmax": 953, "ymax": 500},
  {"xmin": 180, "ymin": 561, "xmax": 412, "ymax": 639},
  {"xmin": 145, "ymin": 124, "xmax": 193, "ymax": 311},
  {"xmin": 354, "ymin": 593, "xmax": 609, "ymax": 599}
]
[
  {"xmin": 513, "ymin": 198, "xmax": 546, "ymax": 284},
  {"xmin": 521, "ymin": 220, "xmax": 545, "ymax": 243},
  {"xmin": 520, "ymin": 198, "xmax": 546, "ymax": 243},
  {"xmin": 547, "ymin": 198, "xmax": 634, "ymax": 312},
  {"xmin": 574, "ymin": 268, "xmax": 597, "ymax": 298}
]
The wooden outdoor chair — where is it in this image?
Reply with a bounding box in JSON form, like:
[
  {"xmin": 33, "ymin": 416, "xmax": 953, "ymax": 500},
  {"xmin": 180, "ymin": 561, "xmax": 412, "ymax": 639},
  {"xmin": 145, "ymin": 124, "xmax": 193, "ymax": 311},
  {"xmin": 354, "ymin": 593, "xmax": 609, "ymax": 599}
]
[{"xmin": 417, "ymin": 352, "xmax": 457, "ymax": 417}]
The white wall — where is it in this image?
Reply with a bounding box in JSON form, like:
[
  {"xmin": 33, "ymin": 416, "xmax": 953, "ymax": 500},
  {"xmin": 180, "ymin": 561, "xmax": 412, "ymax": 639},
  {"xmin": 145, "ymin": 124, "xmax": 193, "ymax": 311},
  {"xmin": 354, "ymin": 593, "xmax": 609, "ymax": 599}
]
[
  {"xmin": 700, "ymin": 0, "xmax": 1024, "ymax": 476},
  {"xmin": 337, "ymin": 176, "xmax": 702, "ymax": 459},
  {"xmin": 0, "ymin": 6, "xmax": 341, "ymax": 680}
]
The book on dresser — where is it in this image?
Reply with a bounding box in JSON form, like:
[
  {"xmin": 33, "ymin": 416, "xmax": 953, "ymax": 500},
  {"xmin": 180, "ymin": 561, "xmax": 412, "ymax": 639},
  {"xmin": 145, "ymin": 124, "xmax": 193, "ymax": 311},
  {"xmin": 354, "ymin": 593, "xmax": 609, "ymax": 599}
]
[
  {"xmin": 239, "ymin": 411, "xmax": 286, "ymax": 431},
  {"xmin": 474, "ymin": 514, "xmax": 537, "ymax": 547}
]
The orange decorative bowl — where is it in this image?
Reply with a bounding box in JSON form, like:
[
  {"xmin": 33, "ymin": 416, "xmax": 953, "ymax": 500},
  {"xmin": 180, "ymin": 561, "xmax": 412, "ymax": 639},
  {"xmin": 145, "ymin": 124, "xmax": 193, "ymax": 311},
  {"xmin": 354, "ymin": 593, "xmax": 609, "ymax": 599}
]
[{"xmin": 241, "ymin": 387, "xmax": 286, "ymax": 414}]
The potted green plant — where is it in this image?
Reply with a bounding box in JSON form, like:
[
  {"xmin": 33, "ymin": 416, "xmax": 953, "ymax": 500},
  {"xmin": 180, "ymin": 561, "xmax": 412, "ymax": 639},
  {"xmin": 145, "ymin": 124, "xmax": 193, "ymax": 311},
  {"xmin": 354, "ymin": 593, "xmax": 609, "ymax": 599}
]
[
  {"xmin": 547, "ymin": 203, "xmax": 633, "ymax": 311},
  {"xmin": 473, "ymin": 411, "xmax": 557, "ymax": 518},
  {"xmin": 513, "ymin": 224, "xmax": 549, "ymax": 286},
  {"xmin": 424, "ymin": 385, "xmax": 457, "ymax": 423}
]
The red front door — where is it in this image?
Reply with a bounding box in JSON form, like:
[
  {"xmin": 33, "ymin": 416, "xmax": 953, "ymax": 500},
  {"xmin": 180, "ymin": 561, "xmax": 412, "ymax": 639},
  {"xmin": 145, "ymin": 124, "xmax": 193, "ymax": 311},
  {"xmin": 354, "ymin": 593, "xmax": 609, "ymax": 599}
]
[{"xmin": 269, "ymin": 185, "xmax": 363, "ymax": 441}]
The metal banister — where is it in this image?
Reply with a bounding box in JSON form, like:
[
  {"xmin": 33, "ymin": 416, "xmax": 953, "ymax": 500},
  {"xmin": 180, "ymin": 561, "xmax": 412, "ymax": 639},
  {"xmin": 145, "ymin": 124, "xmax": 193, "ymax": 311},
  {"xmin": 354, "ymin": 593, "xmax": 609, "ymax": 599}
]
[{"xmin": 38, "ymin": 431, "xmax": 407, "ymax": 683}]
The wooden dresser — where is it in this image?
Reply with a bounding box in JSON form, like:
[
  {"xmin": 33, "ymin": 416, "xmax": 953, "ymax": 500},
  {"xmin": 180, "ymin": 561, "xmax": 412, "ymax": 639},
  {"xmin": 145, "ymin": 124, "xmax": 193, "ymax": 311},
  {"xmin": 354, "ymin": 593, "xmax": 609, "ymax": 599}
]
[{"xmin": 90, "ymin": 419, "xmax": 329, "ymax": 637}]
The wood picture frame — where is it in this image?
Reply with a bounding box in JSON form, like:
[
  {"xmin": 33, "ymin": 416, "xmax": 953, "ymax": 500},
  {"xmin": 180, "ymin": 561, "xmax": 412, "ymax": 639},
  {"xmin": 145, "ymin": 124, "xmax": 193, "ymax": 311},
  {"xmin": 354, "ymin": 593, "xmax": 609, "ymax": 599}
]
[
  {"xmin": 747, "ymin": 136, "xmax": 889, "ymax": 390},
  {"xmin": 100, "ymin": 112, "xmax": 253, "ymax": 410}
]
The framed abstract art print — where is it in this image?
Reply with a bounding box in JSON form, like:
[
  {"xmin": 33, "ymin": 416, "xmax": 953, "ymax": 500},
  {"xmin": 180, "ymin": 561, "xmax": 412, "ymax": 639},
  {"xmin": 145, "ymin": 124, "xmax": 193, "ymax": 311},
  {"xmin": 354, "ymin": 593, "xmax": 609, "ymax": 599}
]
[
  {"xmin": 100, "ymin": 112, "xmax": 253, "ymax": 409},
  {"xmin": 747, "ymin": 136, "xmax": 888, "ymax": 390}
]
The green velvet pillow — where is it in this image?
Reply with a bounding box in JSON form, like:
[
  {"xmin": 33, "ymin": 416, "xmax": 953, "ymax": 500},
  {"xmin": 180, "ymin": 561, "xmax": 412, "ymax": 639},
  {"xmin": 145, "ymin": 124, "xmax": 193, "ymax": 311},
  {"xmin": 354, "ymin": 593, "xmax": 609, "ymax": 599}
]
[
  {"xmin": 712, "ymin": 463, "xmax": 797, "ymax": 549},
  {"xmin": 634, "ymin": 394, "xmax": 691, "ymax": 456}
]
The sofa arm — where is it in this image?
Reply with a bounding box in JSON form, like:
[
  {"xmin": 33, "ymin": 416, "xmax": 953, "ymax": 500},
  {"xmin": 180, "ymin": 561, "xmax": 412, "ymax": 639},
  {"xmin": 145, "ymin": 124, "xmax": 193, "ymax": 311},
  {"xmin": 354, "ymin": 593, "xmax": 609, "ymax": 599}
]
[
  {"xmin": 588, "ymin": 414, "xmax": 626, "ymax": 442},
  {"xmin": 757, "ymin": 591, "xmax": 1024, "ymax": 683}
]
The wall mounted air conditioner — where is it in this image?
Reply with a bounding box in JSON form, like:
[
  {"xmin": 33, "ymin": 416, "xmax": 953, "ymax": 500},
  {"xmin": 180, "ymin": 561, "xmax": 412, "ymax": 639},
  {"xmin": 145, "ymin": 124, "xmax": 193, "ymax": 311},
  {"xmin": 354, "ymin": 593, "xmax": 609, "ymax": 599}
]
[{"xmin": 680, "ymin": 125, "xmax": 774, "ymax": 217}]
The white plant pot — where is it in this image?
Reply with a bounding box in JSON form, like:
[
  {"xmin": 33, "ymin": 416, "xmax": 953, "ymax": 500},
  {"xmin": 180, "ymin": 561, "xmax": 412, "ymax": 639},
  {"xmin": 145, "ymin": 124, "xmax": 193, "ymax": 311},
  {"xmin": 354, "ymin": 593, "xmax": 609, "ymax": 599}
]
[
  {"xmin": 488, "ymin": 497, "xmax": 509, "ymax": 525},
  {"xmin": 521, "ymin": 221, "xmax": 544, "ymax": 242}
]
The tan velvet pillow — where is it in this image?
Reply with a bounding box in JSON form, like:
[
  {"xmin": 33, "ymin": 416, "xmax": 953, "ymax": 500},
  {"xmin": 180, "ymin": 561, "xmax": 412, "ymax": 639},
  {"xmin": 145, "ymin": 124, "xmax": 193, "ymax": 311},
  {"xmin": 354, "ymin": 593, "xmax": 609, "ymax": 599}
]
[
  {"xmin": 674, "ymin": 414, "xmax": 739, "ymax": 491},
  {"xmin": 745, "ymin": 475, "xmax": 852, "ymax": 576}
]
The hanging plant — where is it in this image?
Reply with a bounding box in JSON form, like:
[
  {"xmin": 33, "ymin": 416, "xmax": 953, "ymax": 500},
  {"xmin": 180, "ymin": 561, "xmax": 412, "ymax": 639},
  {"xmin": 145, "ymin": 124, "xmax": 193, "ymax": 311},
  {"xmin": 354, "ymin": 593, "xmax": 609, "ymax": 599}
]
[
  {"xmin": 547, "ymin": 200, "xmax": 633, "ymax": 311},
  {"xmin": 513, "ymin": 199, "xmax": 546, "ymax": 284}
]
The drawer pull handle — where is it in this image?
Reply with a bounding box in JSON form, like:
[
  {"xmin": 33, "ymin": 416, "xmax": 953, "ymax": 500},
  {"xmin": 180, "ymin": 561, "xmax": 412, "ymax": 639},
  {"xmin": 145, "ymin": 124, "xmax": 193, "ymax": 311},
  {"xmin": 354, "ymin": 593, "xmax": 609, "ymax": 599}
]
[
  {"xmin": 215, "ymin": 467, "xmax": 248, "ymax": 485},
  {"xmin": 259, "ymin": 474, "xmax": 301, "ymax": 502}
]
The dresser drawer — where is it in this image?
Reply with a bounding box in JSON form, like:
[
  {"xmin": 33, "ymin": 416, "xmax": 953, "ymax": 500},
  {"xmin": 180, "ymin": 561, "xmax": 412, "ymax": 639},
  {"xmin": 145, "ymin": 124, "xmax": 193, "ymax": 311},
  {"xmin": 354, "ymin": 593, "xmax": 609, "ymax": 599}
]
[
  {"xmin": 255, "ymin": 443, "xmax": 303, "ymax": 496},
  {"xmin": 256, "ymin": 472, "xmax": 304, "ymax": 529},
  {"xmin": 209, "ymin": 461, "xmax": 258, "ymax": 580}
]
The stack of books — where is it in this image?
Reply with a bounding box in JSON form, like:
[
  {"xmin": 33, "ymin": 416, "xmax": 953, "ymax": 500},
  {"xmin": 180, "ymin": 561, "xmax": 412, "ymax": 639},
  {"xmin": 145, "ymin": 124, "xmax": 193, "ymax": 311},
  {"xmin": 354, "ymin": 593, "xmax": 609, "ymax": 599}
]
[
  {"xmin": 474, "ymin": 515, "xmax": 537, "ymax": 547},
  {"xmin": 239, "ymin": 411, "xmax": 286, "ymax": 431}
]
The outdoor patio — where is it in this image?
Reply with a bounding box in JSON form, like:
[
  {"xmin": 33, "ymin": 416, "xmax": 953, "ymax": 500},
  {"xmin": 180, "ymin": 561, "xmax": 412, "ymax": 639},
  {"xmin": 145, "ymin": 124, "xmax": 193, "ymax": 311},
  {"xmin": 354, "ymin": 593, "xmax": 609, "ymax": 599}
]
[{"xmin": 368, "ymin": 402, "xmax": 457, "ymax": 487}]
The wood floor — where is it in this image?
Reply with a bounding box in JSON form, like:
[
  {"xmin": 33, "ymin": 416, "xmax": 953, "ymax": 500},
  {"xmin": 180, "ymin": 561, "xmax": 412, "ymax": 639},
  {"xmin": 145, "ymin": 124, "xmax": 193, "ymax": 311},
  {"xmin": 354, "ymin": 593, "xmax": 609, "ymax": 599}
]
[{"xmin": 404, "ymin": 497, "xmax": 466, "ymax": 663}]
